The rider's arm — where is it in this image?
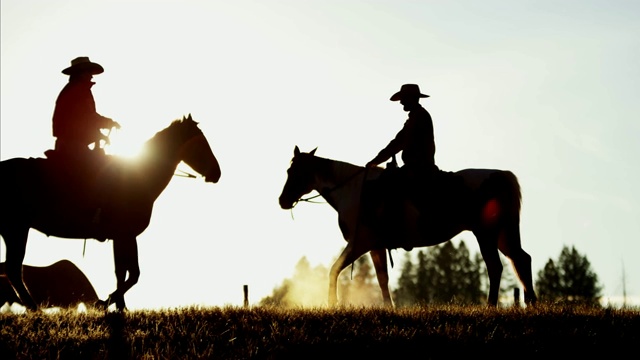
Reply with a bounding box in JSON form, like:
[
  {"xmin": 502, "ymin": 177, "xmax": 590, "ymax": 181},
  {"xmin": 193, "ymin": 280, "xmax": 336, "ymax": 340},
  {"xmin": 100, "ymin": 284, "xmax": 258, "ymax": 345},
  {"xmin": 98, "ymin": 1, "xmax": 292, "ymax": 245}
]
[
  {"xmin": 95, "ymin": 114, "xmax": 120, "ymax": 130},
  {"xmin": 367, "ymin": 118, "xmax": 413, "ymax": 167}
]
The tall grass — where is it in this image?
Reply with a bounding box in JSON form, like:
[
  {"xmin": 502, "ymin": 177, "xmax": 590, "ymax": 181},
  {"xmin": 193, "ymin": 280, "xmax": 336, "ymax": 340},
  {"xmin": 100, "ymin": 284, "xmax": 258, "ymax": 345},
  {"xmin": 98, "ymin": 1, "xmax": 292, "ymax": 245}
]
[{"xmin": 1, "ymin": 304, "xmax": 638, "ymax": 359}]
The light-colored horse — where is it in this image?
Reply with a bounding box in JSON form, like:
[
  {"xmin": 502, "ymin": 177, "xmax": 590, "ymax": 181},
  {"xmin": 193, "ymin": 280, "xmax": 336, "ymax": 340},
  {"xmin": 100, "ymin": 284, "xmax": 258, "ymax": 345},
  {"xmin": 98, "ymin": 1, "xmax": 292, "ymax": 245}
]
[
  {"xmin": 279, "ymin": 146, "xmax": 536, "ymax": 307},
  {"xmin": 0, "ymin": 115, "xmax": 220, "ymax": 311}
]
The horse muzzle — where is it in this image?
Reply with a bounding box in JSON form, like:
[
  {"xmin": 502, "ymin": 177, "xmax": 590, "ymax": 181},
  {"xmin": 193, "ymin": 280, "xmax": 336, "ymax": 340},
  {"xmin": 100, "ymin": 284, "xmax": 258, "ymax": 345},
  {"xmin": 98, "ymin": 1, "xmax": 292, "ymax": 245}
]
[
  {"xmin": 279, "ymin": 196, "xmax": 295, "ymax": 210},
  {"xmin": 205, "ymin": 171, "xmax": 220, "ymax": 183}
]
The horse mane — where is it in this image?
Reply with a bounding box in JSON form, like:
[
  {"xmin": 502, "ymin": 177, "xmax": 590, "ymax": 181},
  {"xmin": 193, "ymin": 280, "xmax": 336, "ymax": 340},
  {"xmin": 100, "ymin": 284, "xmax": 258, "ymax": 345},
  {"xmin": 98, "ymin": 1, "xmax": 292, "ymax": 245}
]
[
  {"xmin": 148, "ymin": 119, "xmax": 183, "ymax": 143},
  {"xmin": 310, "ymin": 155, "xmax": 358, "ymax": 182},
  {"xmin": 307, "ymin": 151, "xmax": 388, "ymax": 188},
  {"xmin": 143, "ymin": 118, "xmax": 196, "ymax": 154}
]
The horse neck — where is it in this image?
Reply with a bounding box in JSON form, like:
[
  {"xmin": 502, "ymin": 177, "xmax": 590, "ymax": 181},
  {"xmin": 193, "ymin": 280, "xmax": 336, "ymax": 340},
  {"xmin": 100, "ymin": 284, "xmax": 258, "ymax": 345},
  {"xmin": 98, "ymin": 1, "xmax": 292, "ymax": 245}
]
[
  {"xmin": 134, "ymin": 133, "xmax": 184, "ymax": 199},
  {"xmin": 314, "ymin": 158, "xmax": 365, "ymax": 210}
]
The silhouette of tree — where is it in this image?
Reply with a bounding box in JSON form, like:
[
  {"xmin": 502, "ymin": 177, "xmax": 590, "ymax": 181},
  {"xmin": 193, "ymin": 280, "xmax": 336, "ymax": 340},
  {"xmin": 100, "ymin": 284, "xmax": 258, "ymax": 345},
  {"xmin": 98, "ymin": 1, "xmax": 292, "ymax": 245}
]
[
  {"xmin": 429, "ymin": 241, "xmax": 483, "ymax": 304},
  {"xmin": 536, "ymin": 245, "xmax": 602, "ymax": 306},
  {"xmin": 497, "ymin": 255, "xmax": 521, "ymax": 301},
  {"xmin": 393, "ymin": 239, "xmax": 485, "ymax": 306},
  {"xmin": 415, "ymin": 250, "xmax": 432, "ymax": 304},
  {"xmin": 476, "ymin": 253, "xmax": 521, "ymax": 304},
  {"xmin": 394, "ymin": 252, "xmax": 417, "ymax": 306}
]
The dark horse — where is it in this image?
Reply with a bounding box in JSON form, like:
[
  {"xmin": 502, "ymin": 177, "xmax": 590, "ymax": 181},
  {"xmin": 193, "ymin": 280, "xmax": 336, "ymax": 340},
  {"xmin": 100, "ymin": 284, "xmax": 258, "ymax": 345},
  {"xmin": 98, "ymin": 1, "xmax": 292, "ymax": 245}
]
[
  {"xmin": 0, "ymin": 115, "xmax": 221, "ymax": 311},
  {"xmin": 279, "ymin": 146, "xmax": 536, "ymax": 307}
]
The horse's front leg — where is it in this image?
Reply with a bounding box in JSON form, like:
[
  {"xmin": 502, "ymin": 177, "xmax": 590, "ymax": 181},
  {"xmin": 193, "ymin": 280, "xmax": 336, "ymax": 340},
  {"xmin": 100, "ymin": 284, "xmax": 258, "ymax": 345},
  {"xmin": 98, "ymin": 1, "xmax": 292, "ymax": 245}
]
[
  {"xmin": 99, "ymin": 237, "xmax": 140, "ymax": 311},
  {"xmin": 329, "ymin": 242, "xmax": 368, "ymax": 306},
  {"xmin": 369, "ymin": 249, "xmax": 393, "ymax": 307}
]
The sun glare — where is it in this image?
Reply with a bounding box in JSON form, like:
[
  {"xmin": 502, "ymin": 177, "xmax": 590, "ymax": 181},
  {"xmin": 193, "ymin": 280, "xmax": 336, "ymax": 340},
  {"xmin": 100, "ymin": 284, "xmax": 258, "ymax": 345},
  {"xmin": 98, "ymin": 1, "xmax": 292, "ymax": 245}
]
[
  {"xmin": 104, "ymin": 130, "xmax": 144, "ymax": 159},
  {"xmin": 107, "ymin": 142, "xmax": 143, "ymax": 159}
]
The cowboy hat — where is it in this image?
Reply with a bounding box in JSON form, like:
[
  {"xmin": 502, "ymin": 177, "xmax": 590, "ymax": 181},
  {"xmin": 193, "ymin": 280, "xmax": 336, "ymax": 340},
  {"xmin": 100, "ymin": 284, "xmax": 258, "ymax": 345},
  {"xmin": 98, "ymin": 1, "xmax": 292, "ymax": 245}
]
[
  {"xmin": 62, "ymin": 56, "xmax": 104, "ymax": 75},
  {"xmin": 390, "ymin": 84, "xmax": 429, "ymax": 101}
]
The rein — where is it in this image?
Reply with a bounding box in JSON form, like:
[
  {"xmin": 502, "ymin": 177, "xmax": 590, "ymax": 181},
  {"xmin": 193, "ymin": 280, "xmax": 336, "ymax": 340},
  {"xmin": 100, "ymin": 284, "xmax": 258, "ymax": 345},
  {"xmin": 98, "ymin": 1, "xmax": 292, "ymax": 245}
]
[
  {"xmin": 288, "ymin": 167, "xmax": 365, "ymax": 220},
  {"xmin": 174, "ymin": 169, "xmax": 197, "ymax": 178},
  {"xmin": 296, "ymin": 167, "xmax": 366, "ymax": 205},
  {"xmin": 292, "ymin": 160, "xmax": 398, "ymax": 269},
  {"xmin": 173, "ymin": 131, "xmax": 207, "ymax": 179}
]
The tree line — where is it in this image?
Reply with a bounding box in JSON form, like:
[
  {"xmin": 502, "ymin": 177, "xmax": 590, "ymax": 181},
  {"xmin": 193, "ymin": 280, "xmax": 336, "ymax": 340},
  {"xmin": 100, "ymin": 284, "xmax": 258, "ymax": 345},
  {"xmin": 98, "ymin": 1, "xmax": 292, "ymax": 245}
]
[{"xmin": 261, "ymin": 241, "xmax": 603, "ymax": 307}]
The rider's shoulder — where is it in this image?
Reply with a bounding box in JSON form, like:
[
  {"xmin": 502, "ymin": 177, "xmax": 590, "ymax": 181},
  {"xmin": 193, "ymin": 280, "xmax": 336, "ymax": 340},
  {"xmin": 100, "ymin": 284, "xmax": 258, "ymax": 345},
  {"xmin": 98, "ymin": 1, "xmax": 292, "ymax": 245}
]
[{"xmin": 408, "ymin": 106, "xmax": 431, "ymax": 120}]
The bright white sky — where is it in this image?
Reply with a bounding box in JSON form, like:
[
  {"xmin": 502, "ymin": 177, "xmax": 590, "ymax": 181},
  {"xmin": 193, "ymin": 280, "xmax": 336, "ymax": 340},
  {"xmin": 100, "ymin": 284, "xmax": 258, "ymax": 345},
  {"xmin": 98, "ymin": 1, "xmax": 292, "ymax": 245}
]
[{"xmin": 1, "ymin": 0, "xmax": 639, "ymax": 309}]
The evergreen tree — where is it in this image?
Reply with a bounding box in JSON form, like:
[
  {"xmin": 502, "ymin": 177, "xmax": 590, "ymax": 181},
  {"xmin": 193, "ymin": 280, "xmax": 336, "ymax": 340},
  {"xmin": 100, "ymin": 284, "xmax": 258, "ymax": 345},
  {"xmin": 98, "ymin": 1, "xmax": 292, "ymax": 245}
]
[
  {"xmin": 393, "ymin": 252, "xmax": 416, "ymax": 307},
  {"xmin": 415, "ymin": 250, "xmax": 432, "ymax": 304},
  {"xmin": 430, "ymin": 242, "xmax": 457, "ymax": 304},
  {"xmin": 428, "ymin": 241, "xmax": 483, "ymax": 304},
  {"xmin": 536, "ymin": 245, "xmax": 602, "ymax": 306},
  {"xmin": 393, "ymin": 240, "xmax": 486, "ymax": 306},
  {"xmin": 476, "ymin": 253, "xmax": 521, "ymax": 304},
  {"xmin": 456, "ymin": 241, "xmax": 484, "ymax": 304},
  {"xmin": 498, "ymin": 255, "xmax": 521, "ymax": 302}
]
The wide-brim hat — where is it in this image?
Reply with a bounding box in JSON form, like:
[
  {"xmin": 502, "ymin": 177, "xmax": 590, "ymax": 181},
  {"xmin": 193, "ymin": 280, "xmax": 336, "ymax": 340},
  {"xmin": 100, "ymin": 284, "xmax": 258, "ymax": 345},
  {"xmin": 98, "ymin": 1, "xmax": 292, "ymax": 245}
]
[
  {"xmin": 390, "ymin": 84, "xmax": 429, "ymax": 101},
  {"xmin": 62, "ymin": 56, "xmax": 104, "ymax": 75}
]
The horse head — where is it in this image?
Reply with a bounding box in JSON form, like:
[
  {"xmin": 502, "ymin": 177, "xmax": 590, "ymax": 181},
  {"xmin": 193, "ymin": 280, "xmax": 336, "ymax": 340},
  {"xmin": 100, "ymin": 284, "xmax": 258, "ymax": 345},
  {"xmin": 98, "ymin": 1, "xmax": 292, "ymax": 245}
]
[
  {"xmin": 176, "ymin": 114, "xmax": 221, "ymax": 183},
  {"xmin": 279, "ymin": 145, "xmax": 318, "ymax": 209}
]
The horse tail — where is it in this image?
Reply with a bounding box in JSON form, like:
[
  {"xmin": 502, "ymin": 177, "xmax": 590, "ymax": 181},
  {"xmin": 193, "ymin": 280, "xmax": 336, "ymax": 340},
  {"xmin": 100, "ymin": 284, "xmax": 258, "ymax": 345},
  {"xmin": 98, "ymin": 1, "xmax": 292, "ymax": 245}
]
[{"xmin": 497, "ymin": 170, "xmax": 522, "ymax": 223}]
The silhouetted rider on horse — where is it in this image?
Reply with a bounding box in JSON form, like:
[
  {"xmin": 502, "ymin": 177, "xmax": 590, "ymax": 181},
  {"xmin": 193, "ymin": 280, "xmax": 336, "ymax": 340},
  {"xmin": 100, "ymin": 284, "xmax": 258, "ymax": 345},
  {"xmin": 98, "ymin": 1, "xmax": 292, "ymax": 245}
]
[
  {"xmin": 52, "ymin": 56, "xmax": 121, "ymax": 158},
  {"xmin": 365, "ymin": 84, "xmax": 439, "ymax": 251},
  {"xmin": 47, "ymin": 56, "xmax": 121, "ymax": 224}
]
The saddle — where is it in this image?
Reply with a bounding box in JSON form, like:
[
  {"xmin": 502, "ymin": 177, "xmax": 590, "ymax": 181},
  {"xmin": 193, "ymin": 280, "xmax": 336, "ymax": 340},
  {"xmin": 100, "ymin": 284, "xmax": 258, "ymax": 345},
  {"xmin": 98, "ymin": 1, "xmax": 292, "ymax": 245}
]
[{"xmin": 361, "ymin": 165, "xmax": 468, "ymax": 250}]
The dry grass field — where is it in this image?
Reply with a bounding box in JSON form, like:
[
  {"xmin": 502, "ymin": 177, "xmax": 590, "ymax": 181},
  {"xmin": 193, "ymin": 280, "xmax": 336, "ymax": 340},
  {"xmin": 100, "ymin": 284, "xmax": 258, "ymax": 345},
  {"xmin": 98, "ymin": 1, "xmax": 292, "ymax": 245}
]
[{"xmin": 1, "ymin": 304, "xmax": 638, "ymax": 359}]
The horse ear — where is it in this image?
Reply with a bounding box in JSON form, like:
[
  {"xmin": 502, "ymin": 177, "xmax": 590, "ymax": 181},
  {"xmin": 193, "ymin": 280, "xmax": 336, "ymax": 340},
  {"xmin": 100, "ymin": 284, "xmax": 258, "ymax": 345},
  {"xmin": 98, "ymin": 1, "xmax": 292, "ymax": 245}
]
[
  {"xmin": 182, "ymin": 115, "xmax": 186, "ymax": 121},
  {"xmin": 294, "ymin": 146, "xmax": 300, "ymax": 156},
  {"xmin": 187, "ymin": 113, "xmax": 193, "ymax": 121},
  {"xmin": 310, "ymin": 147, "xmax": 317, "ymax": 156}
]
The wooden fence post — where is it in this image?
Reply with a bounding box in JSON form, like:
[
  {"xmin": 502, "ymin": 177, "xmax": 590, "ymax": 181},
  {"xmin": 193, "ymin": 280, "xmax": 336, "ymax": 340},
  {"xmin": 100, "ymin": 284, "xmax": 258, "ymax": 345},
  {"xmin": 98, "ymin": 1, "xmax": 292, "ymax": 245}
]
[{"xmin": 243, "ymin": 285, "xmax": 249, "ymax": 308}]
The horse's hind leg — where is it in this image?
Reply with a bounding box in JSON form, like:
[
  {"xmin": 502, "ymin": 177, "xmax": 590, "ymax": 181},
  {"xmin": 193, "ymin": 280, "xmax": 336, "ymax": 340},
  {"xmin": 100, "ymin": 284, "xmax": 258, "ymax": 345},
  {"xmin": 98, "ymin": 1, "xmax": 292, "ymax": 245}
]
[
  {"xmin": 476, "ymin": 231, "xmax": 503, "ymax": 307},
  {"xmin": 498, "ymin": 225, "xmax": 537, "ymax": 305},
  {"xmin": 370, "ymin": 249, "xmax": 393, "ymax": 307},
  {"xmin": 2, "ymin": 227, "xmax": 38, "ymax": 310}
]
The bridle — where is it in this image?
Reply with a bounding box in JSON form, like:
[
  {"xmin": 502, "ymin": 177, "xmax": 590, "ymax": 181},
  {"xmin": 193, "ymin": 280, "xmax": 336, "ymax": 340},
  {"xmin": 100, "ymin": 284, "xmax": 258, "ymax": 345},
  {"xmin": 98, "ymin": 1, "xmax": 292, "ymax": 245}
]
[
  {"xmin": 288, "ymin": 166, "xmax": 367, "ymax": 219},
  {"xmin": 173, "ymin": 129, "xmax": 207, "ymax": 180}
]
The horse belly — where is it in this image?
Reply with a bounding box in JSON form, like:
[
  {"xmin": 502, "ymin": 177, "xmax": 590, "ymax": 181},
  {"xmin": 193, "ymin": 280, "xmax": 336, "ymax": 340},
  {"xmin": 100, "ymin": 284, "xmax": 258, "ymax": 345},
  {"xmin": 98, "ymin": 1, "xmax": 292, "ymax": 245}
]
[
  {"xmin": 29, "ymin": 200, "xmax": 112, "ymax": 239},
  {"xmin": 417, "ymin": 225, "xmax": 465, "ymax": 247},
  {"xmin": 416, "ymin": 207, "xmax": 467, "ymax": 247}
]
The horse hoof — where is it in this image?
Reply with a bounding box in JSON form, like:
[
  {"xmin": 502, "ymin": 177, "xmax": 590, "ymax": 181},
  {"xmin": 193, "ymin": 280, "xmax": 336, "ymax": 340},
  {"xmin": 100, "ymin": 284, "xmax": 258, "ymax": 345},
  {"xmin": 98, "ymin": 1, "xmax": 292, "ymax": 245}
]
[{"xmin": 95, "ymin": 299, "xmax": 110, "ymax": 310}]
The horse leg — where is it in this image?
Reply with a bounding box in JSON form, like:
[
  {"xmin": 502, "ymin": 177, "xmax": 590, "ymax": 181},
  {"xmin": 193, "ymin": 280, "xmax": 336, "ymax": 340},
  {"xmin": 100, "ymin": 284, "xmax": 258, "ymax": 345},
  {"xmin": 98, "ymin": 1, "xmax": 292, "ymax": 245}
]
[
  {"xmin": 476, "ymin": 231, "xmax": 503, "ymax": 307},
  {"xmin": 329, "ymin": 242, "xmax": 368, "ymax": 306},
  {"xmin": 497, "ymin": 225, "xmax": 537, "ymax": 306},
  {"xmin": 369, "ymin": 249, "xmax": 393, "ymax": 307},
  {"xmin": 3, "ymin": 227, "xmax": 38, "ymax": 310},
  {"xmin": 107, "ymin": 237, "xmax": 140, "ymax": 311}
]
